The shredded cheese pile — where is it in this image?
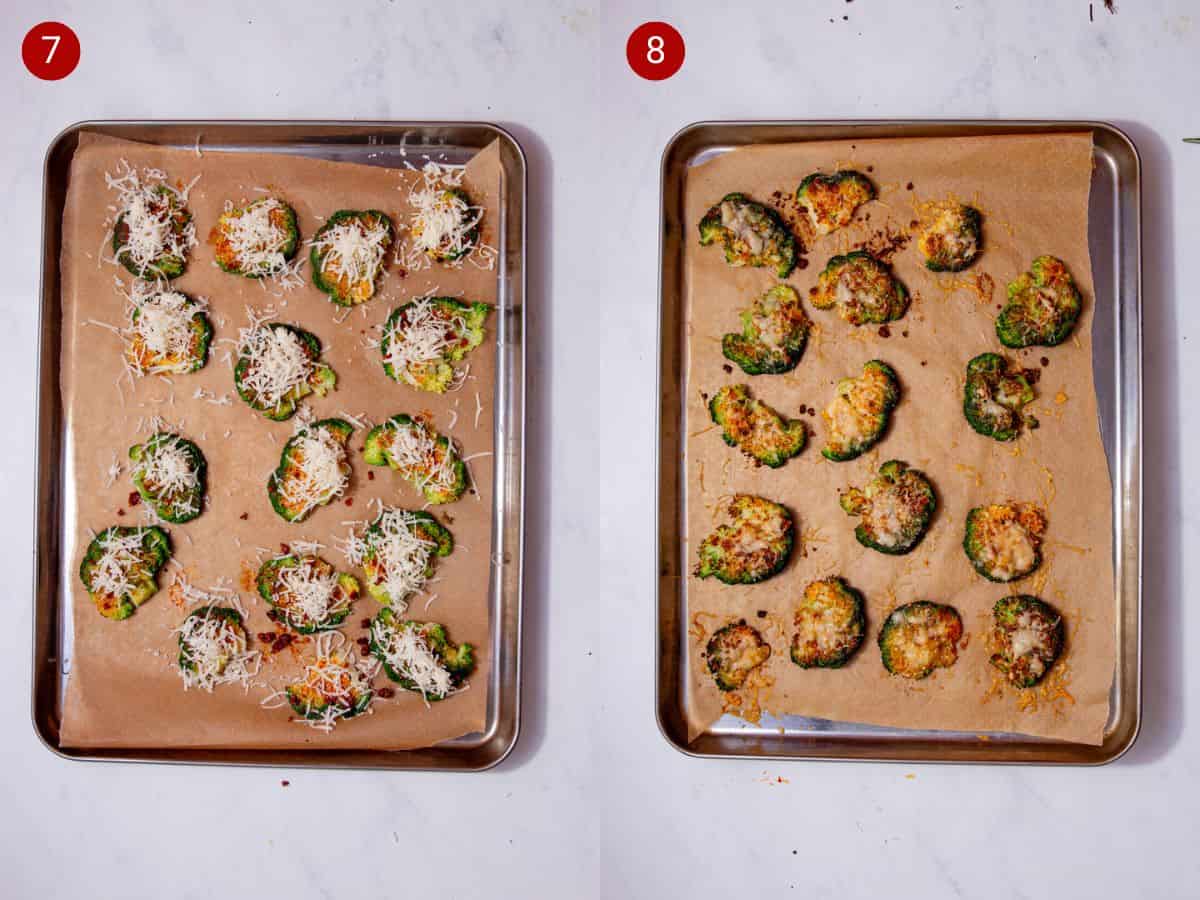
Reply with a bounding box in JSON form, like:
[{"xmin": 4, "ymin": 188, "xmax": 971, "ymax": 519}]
[
  {"xmin": 174, "ymin": 607, "xmax": 260, "ymax": 692},
  {"xmin": 379, "ymin": 419, "xmax": 459, "ymax": 495},
  {"xmin": 105, "ymin": 159, "xmax": 198, "ymax": 277},
  {"xmin": 88, "ymin": 529, "xmax": 149, "ymax": 599},
  {"xmin": 275, "ymin": 422, "xmax": 350, "ymax": 518},
  {"xmin": 264, "ymin": 633, "xmax": 372, "ymax": 732},
  {"xmin": 400, "ymin": 161, "xmax": 493, "ymax": 270},
  {"xmin": 235, "ymin": 313, "xmax": 313, "ymax": 409},
  {"xmin": 133, "ymin": 435, "xmax": 201, "ymax": 517},
  {"xmin": 274, "ymin": 558, "xmax": 349, "ymax": 629},
  {"xmin": 309, "ymin": 216, "xmax": 390, "ymax": 284},
  {"xmin": 369, "ymin": 618, "xmax": 455, "ymax": 701},
  {"xmin": 126, "ymin": 290, "xmax": 207, "ymax": 375},
  {"xmin": 380, "ymin": 296, "xmax": 470, "ymax": 389},
  {"xmin": 340, "ymin": 505, "xmax": 439, "ymax": 610},
  {"xmin": 219, "ymin": 198, "xmax": 298, "ymax": 279}
]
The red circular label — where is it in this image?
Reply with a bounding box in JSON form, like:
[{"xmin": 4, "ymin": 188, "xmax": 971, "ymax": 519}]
[
  {"xmin": 626, "ymin": 22, "xmax": 684, "ymax": 81},
  {"xmin": 22, "ymin": 22, "xmax": 80, "ymax": 81}
]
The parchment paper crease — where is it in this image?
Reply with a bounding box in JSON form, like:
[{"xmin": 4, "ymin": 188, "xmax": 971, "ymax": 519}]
[
  {"xmin": 60, "ymin": 133, "xmax": 502, "ymax": 750},
  {"xmin": 683, "ymin": 133, "xmax": 1114, "ymax": 745}
]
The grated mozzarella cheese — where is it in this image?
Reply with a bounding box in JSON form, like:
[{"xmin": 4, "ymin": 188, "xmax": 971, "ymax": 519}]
[
  {"xmin": 104, "ymin": 159, "xmax": 198, "ymax": 278},
  {"xmin": 235, "ymin": 312, "xmax": 313, "ymax": 410},
  {"xmin": 381, "ymin": 295, "xmax": 471, "ymax": 388},
  {"xmin": 133, "ymin": 435, "xmax": 202, "ymax": 518},
  {"xmin": 309, "ymin": 215, "xmax": 390, "ymax": 285},
  {"xmin": 174, "ymin": 607, "xmax": 260, "ymax": 692},
  {"xmin": 339, "ymin": 506, "xmax": 440, "ymax": 610},
  {"xmin": 376, "ymin": 418, "xmax": 460, "ymax": 495},
  {"xmin": 273, "ymin": 422, "xmax": 350, "ymax": 519},
  {"xmin": 369, "ymin": 618, "xmax": 455, "ymax": 701}
]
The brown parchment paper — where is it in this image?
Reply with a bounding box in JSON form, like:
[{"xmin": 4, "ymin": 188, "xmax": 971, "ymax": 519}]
[
  {"xmin": 59, "ymin": 133, "xmax": 503, "ymax": 749},
  {"xmin": 684, "ymin": 133, "xmax": 1115, "ymax": 745}
]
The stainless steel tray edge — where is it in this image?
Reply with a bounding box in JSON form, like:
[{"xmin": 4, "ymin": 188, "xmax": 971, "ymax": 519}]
[
  {"xmin": 656, "ymin": 119, "xmax": 1142, "ymax": 765},
  {"xmin": 33, "ymin": 120, "xmax": 526, "ymax": 771}
]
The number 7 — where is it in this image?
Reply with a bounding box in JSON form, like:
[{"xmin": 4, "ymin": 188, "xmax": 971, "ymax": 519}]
[{"xmin": 41, "ymin": 34, "xmax": 61, "ymax": 64}]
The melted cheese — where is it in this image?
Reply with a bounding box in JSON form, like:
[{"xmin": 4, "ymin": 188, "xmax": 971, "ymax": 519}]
[{"xmin": 719, "ymin": 200, "xmax": 765, "ymax": 255}]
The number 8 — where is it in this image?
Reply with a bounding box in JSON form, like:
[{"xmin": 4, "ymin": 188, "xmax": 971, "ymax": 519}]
[{"xmin": 647, "ymin": 35, "xmax": 665, "ymax": 64}]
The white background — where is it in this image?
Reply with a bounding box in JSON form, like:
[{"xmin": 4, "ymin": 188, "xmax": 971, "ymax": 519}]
[{"xmin": 1, "ymin": 1, "xmax": 1196, "ymax": 897}]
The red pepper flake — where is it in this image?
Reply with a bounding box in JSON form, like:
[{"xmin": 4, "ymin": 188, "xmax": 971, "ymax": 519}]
[
  {"xmin": 920, "ymin": 360, "xmax": 928, "ymax": 367},
  {"xmin": 280, "ymin": 543, "xmax": 290, "ymax": 554},
  {"xmin": 722, "ymin": 363, "xmax": 733, "ymax": 374},
  {"xmin": 906, "ymin": 182, "xmax": 914, "ymax": 191},
  {"xmin": 280, "ymin": 780, "xmax": 290, "ymax": 787},
  {"xmin": 796, "ymin": 257, "xmax": 809, "ymax": 270},
  {"xmin": 272, "ymin": 633, "xmax": 295, "ymax": 653},
  {"xmin": 1040, "ymin": 356, "xmax": 1050, "ymax": 367},
  {"xmin": 878, "ymin": 325, "xmax": 891, "ymax": 338},
  {"xmin": 360, "ymin": 618, "xmax": 372, "ymax": 629},
  {"xmin": 239, "ymin": 512, "xmax": 249, "ymax": 521},
  {"xmin": 266, "ymin": 609, "xmax": 280, "ymax": 623},
  {"xmin": 116, "ymin": 508, "xmax": 125, "ymax": 517},
  {"xmin": 367, "ymin": 470, "xmax": 375, "ymax": 481},
  {"xmin": 377, "ymin": 687, "xmax": 396, "ymax": 699},
  {"xmin": 344, "ymin": 497, "xmax": 354, "ymax": 507},
  {"xmin": 256, "ymin": 632, "xmax": 277, "ymax": 643},
  {"xmin": 866, "ymin": 165, "xmax": 874, "ymax": 172},
  {"xmin": 902, "ymin": 330, "xmax": 909, "ymax": 338},
  {"xmin": 128, "ymin": 491, "xmax": 141, "ymax": 507}
]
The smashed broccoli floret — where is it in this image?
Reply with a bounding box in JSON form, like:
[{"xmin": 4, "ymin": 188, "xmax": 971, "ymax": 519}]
[
  {"xmin": 795, "ymin": 170, "xmax": 875, "ymax": 236},
  {"xmin": 878, "ymin": 601, "xmax": 963, "ymax": 679},
  {"xmin": 989, "ymin": 595, "xmax": 1065, "ymax": 688},
  {"xmin": 790, "ymin": 577, "xmax": 866, "ymax": 669},
  {"xmin": 709, "ymin": 384, "xmax": 807, "ymax": 468},
  {"xmin": 177, "ymin": 606, "xmax": 247, "ymax": 676},
  {"xmin": 415, "ymin": 188, "xmax": 481, "ymax": 264},
  {"xmin": 78, "ymin": 525, "xmax": 171, "ymax": 620},
  {"xmin": 256, "ymin": 554, "xmax": 362, "ymax": 634},
  {"xmin": 963, "ymin": 503, "xmax": 1047, "ymax": 583},
  {"xmin": 126, "ymin": 291, "xmax": 212, "ymax": 376},
  {"xmin": 211, "ymin": 197, "xmax": 300, "ymax": 278},
  {"xmin": 721, "ymin": 284, "xmax": 810, "ymax": 375},
  {"xmin": 381, "ymin": 296, "xmax": 491, "ymax": 393},
  {"xmin": 369, "ymin": 608, "xmax": 475, "ymax": 701},
  {"xmin": 363, "ymin": 414, "xmax": 467, "ymax": 504},
  {"xmin": 113, "ymin": 185, "xmax": 192, "ymax": 280},
  {"xmin": 706, "ymin": 621, "xmax": 771, "ymax": 691},
  {"xmin": 996, "ymin": 255, "xmax": 1082, "ymax": 348},
  {"xmin": 963, "ymin": 353, "xmax": 1037, "ymax": 441},
  {"xmin": 267, "ymin": 418, "xmax": 354, "ymax": 523},
  {"xmin": 128, "ymin": 432, "xmax": 206, "ymax": 524},
  {"xmin": 358, "ymin": 509, "xmax": 453, "ymax": 607},
  {"xmin": 696, "ymin": 494, "xmax": 794, "ymax": 585},
  {"xmin": 918, "ymin": 202, "xmax": 982, "ymax": 272},
  {"xmin": 839, "ymin": 460, "xmax": 936, "ymax": 555},
  {"xmin": 810, "ymin": 251, "xmax": 909, "ymax": 325},
  {"xmin": 310, "ymin": 209, "xmax": 394, "ymax": 306},
  {"xmin": 698, "ymin": 192, "xmax": 797, "ymax": 278},
  {"xmin": 821, "ymin": 360, "xmax": 900, "ymax": 461},
  {"xmin": 233, "ymin": 323, "xmax": 337, "ymax": 421}
]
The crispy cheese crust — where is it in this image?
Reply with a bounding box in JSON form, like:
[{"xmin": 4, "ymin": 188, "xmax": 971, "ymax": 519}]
[
  {"xmin": 989, "ymin": 595, "xmax": 1065, "ymax": 687},
  {"xmin": 696, "ymin": 494, "xmax": 794, "ymax": 585},
  {"xmin": 839, "ymin": 460, "xmax": 936, "ymax": 555},
  {"xmin": 918, "ymin": 202, "xmax": 982, "ymax": 272},
  {"xmin": 709, "ymin": 384, "xmax": 807, "ymax": 468},
  {"xmin": 790, "ymin": 577, "xmax": 866, "ymax": 668},
  {"xmin": 963, "ymin": 352, "xmax": 1037, "ymax": 441},
  {"xmin": 707, "ymin": 621, "xmax": 772, "ymax": 691},
  {"xmin": 878, "ymin": 601, "xmax": 963, "ymax": 679},
  {"xmin": 997, "ymin": 255, "xmax": 1082, "ymax": 348},
  {"xmin": 963, "ymin": 503, "xmax": 1047, "ymax": 583},
  {"xmin": 796, "ymin": 171, "xmax": 875, "ymax": 236},
  {"xmin": 721, "ymin": 284, "xmax": 810, "ymax": 376},
  {"xmin": 821, "ymin": 360, "xmax": 900, "ymax": 461},
  {"xmin": 698, "ymin": 192, "xmax": 797, "ymax": 278},
  {"xmin": 810, "ymin": 251, "xmax": 909, "ymax": 326}
]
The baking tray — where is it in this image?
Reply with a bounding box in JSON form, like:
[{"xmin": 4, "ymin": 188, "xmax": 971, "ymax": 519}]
[
  {"xmin": 656, "ymin": 120, "xmax": 1141, "ymax": 764},
  {"xmin": 33, "ymin": 121, "xmax": 525, "ymax": 771}
]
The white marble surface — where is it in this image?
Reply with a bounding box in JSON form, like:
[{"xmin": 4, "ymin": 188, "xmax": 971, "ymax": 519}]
[{"xmin": 1, "ymin": 1, "xmax": 1196, "ymax": 896}]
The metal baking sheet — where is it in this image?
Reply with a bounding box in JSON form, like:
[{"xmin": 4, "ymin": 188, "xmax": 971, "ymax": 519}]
[
  {"xmin": 656, "ymin": 120, "xmax": 1141, "ymax": 764},
  {"xmin": 33, "ymin": 121, "xmax": 525, "ymax": 771}
]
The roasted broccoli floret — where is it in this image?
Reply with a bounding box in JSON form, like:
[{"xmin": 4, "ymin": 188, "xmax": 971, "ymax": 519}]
[
  {"xmin": 795, "ymin": 170, "xmax": 875, "ymax": 236},
  {"xmin": 696, "ymin": 494, "xmax": 794, "ymax": 585},
  {"xmin": 78, "ymin": 525, "xmax": 171, "ymax": 620},
  {"xmin": 989, "ymin": 595, "xmax": 1065, "ymax": 688},
  {"xmin": 267, "ymin": 418, "xmax": 354, "ymax": 523},
  {"xmin": 709, "ymin": 384, "xmax": 806, "ymax": 468},
  {"xmin": 839, "ymin": 460, "xmax": 936, "ymax": 555},
  {"xmin": 369, "ymin": 608, "xmax": 475, "ymax": 701},
  {"xmin": 233, "ymin": 323, "xmax": 337, "ymax": 421},
  {"xmin": 113, "ymin": 184, "xmax": 193, "ymax": 280},
  {"xmin": 706, "ymin": 621, "xmax": 772, "ymax": 691},
  {"xmin": 821, "ymin": 360, "xmax": 900, "ymax": 461},
  {"xmin": 129, "ymin": 432, "xmax": 206, "ymax": 523},
  {"xmin": 698, "ymin": 192, "xmax": 797, "ymax": 278},
  {"xmin": 412, "ymin": 188, "xmax": 481, "ymax": 264},
  {"xmin": 381, "ymin": 296, "xmax": 492, "ymax": 392},
  {"xmin": 790, "ymin": 577, "xmax": 866, "ymax": 669},
  {"xmin": 918, "ymin": 202, "xmax": 982, "ymax": 272},
  {"xmin": 810, "ymin": 251, "xmax": 909, "ymax": 326},
  {"xmin": 363, "ymin": 414, "xmax": 467, "ymax": 504},
  {"xmin": 256, "ymin": 554, "xmax": 362, "ymax": 634},
  {"xmin": 878, "ymin": 601, "xmax": 963, "ymax": 679},
  {"xmin": 177, "ymin": 606, "xmax": 248, "ymax": 679},
  {"xmin": 126, "ymin": 291, "xmax": 212, "ymax": 376},
  {"xmin": 963, "ymin": 353, "xmax": 1037, "ymax": 441},
  {"xmin": 963, "ymin": 503, "xmax": 1047, "ymax": 583},
  {"xmin": 721, "ymin": 284, "xmax": 810, "ymax": 375},
  {"xmin": 211, "ymin": 197, "xmax": 300, "ymax": 278},
  {"xmin": 285, "ymin": 650, "xmax": 373, "ymax": 723},
  {"xmin": 996, "ymin": 255, "xmax": 1082, "ymax": 348},
  {"xmin": 352, "ymin": 508, "xmax": 454, "ymax": 607},
  {"xmin": 310, "ymin": 209, "xmax": 394, "ymax": 306}
]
